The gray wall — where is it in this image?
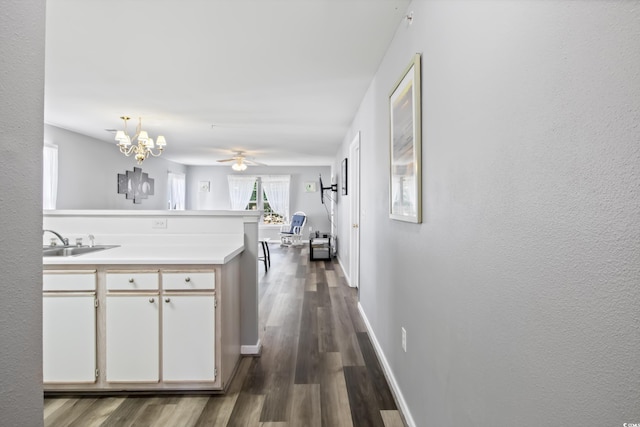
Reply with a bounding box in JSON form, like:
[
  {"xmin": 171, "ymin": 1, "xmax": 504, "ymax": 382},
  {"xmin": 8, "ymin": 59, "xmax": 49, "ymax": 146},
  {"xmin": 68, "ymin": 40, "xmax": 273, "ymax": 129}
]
[
  {"xmin": 0, "ymin": 0, "xmax": 45, "ymax": 425},
  {"xmin": 45, "ymin": 124, "xmax": 187, "ymax": 210},
  {"xmin": 336, "ymin": 1, "xmax": 640, "ymax": 426},
  {"xmin": 186, "ymin": 165, "xmax": 332, "ymax": 233}
]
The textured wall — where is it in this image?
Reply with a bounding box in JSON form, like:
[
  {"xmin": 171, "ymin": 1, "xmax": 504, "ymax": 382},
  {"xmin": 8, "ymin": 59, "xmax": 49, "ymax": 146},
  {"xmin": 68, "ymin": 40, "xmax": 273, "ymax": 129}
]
[
  {"xmin": 342, "ymin": 1, "xmax": 640, "ymax": 425},
  {"xmin": 0, "ymin": 1, "xmax": 45, "ymax": 426}
]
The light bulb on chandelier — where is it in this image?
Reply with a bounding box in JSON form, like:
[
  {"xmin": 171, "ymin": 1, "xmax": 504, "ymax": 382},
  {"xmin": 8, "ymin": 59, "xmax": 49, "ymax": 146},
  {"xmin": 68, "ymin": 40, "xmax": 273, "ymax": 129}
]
[{"xmin": 115, "ymin": 116, "xmax": 167, "ymax": 164}]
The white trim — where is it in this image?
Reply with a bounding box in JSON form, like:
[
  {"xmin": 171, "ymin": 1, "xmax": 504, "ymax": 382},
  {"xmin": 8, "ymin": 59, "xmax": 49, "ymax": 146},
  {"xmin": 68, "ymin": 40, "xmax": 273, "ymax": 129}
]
[
  {"xmin": 349, "ymin": 131, "xmax": 361, "ymax": 289},
  {"xmin": 44, "ymin": 210, "xmax": 261, "ymax": 219},
  {"xmin": 357, "ymin": 302, "xmax": 416, "ymax": 427},
  {"xmin": 337, "ymin": 255, "xmax": 352, "ymax": 287},
  {"xmin": 240, "ymin": 339, "xmax": 262, "ymax": 356}
]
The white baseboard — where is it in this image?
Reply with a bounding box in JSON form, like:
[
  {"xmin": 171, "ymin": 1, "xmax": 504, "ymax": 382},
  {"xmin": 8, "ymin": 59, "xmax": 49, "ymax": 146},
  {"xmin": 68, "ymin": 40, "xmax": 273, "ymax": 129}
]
[
  {"xmin": 357, "ymin": 303, "xmax": 416, "ymax": 427},
  {"xmin": 240, "ymin": 339, "xmax": 262, "ymax": 356},
  {"xmin": 336, "ymin": 255, "xmax": 353, "ymax": 287}
]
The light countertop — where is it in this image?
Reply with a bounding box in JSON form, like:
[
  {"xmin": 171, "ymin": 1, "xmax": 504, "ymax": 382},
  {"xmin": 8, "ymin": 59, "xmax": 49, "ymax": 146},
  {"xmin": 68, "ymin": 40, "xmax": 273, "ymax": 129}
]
[{"xmin": 43, "ymin": 241, "xmax": 244, "ymax": 265}]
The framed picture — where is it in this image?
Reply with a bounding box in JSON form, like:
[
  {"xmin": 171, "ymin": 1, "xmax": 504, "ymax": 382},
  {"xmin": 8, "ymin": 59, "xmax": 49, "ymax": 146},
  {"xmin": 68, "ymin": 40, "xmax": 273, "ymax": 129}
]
[
  {"xmin": 117, "ymin": 167, "xmax": 154, "ymax": 204},
  {"xmin": 389, "ymin": 53, "xmax": 421, "ymax": 223},
  {"xmin": 341, "ymin": 158, "xmax": 348, "ymax": 195}
]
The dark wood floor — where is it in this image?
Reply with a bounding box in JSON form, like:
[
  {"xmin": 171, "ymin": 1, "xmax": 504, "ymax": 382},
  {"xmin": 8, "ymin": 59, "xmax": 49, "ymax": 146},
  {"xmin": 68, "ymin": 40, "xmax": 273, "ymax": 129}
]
[{"xmin": 44, "ymin": 243, "xmax": 405, "ymax": 427}]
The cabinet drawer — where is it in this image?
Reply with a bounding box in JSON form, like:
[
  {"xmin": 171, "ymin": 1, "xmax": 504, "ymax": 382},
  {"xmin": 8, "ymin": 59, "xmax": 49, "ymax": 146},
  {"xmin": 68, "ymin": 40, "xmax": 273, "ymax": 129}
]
[
  {"xmin": 163, "ymin": 272, "xmax": 215, "ymax": 290},
  {"xmin": 43, "ymin": 271, "xmax": 96, "ymax": 291},
  {"xmin": 106, "ymin": 272, "xmax": 159, "ymax": 291}
]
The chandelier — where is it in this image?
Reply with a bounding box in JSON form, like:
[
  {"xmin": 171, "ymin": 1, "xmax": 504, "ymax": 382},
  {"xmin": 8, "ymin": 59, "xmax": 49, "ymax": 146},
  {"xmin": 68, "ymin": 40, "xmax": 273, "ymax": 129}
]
[{"xmin": 115, "ymin": 116, "xmax": 167, "ymax": 164}]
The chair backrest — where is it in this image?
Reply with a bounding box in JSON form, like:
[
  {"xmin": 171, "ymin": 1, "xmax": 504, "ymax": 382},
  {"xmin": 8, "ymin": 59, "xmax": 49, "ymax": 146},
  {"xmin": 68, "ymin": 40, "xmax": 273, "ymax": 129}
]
[{"xmin": 289, "ymin": 212, "xmax": 306, "ymax": 234}]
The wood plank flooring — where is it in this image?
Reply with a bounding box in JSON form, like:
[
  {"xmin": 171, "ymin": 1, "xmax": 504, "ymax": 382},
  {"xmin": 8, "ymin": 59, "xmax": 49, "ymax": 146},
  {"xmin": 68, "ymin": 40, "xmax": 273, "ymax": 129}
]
[{"xmin": 44, "ymin": 243, "xmax": 404, "ymax": 426}]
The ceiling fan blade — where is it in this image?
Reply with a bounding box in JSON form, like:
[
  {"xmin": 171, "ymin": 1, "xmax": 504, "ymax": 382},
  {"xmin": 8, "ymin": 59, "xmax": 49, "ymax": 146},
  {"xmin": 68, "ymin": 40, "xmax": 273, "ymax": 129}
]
[
  {"xmin": 245, "ymin": 159, "xmax": 267, "ymax": 166},
  {"xmin": 216, "ymin": 158, "xmax": 236, "ymax": 163}
]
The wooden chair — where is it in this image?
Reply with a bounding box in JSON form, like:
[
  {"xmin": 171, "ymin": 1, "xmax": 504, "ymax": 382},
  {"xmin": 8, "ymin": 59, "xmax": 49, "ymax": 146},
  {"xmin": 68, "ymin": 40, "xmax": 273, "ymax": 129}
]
[{"xmin": 279, "ymin": 211, "xmax": 307, "ymax": 246}]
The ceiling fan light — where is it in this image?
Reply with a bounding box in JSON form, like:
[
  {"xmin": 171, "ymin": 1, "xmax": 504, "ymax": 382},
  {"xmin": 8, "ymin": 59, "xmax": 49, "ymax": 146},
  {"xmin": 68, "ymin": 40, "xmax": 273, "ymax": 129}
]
[{"xmin": 232, "ymin": 161, "xmax": 247, "ymax": 171}]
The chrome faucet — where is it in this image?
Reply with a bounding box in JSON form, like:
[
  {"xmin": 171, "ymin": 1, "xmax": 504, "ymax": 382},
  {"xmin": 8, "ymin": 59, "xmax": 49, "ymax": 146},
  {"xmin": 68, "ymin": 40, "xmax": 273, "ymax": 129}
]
[{"xmin": 43, "ymin": 229, "xmax": 69, "ymax": 246}]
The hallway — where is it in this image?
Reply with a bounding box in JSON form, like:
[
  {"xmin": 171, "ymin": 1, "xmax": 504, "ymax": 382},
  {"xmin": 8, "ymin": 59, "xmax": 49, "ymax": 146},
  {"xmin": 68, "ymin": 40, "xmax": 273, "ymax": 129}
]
[{"xmin": 44, "ymin": 243, "xmax": 404, "ymax": 426}]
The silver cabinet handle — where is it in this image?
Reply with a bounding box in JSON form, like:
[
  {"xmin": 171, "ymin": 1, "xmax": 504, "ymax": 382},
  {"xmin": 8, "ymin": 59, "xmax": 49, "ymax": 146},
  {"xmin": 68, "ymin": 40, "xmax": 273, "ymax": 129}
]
[
  {"xmin": 148, "ymin": 298, "xmax": 155, "ymax": 303},
  {"xmin": 185, "ymin": 277, "xmax": 191, "ymax": 282},
  {"xmin": 128, "ymin": 278, "xmax": 134, "ymax": 283},
  {"xmin": 165, "ymin": 297, "xmax": 171, "ymax": 303}
]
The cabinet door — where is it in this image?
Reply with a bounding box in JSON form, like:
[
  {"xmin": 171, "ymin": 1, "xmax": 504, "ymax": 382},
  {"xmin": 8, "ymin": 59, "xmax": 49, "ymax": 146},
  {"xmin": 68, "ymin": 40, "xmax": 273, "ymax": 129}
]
[
  {"xmin": 43, "ymin": 294, "xmax": 96, "ymax": 383},
  {"xmin": 106, "ymin": 295, "xmax": 159, "ymax": 382},
  {"xmin": 162, "ymin": 294, "xmax": 215, "ymax": 382}
]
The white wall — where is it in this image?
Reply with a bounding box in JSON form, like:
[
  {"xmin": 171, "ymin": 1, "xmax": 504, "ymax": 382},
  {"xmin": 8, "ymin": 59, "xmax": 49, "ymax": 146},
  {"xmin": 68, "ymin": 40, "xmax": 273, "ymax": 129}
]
[
  {"xmin": 337, "ymin": 1, "xmax": 640, "ymax": 426},
  {"xmin": 0, "ymin": 1, "xmax": 45, "ymax": 425},
  {"xmin": 186, "ymin": 165, "xmax": 333, "ymax": 233},
  {"xmin": 45, "ymin": 124, "xmax": 187, "ymax": 210}
]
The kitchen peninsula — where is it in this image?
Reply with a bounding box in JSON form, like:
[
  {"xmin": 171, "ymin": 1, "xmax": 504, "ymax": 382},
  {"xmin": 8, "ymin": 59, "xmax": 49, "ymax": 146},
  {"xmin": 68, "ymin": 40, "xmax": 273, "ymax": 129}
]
[{"xmin": 42, "ymin": 210, "xmax": 261, "ymax": 393}]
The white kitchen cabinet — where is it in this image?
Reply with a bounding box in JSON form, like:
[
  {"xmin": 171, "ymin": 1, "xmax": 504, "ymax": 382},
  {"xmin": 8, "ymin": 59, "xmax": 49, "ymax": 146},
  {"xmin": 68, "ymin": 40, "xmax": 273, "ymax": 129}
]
[
  {"xmin": 43, "ymin": 271, "xmax": 97, "ymax": 384},
  {"xmin": 105, "ymin": 294, "xmax": 159, "ymax": 382},
  {"xmin": 43, "ymin": 261, "xmax": 240, "ymax": 393},
  {"xmin": 162, "ymin": 294, "xmax": 216, "ymax": 382},
  {"xmin": 43, "ymin": 293, "xmax": 96, "ymax": 383}
]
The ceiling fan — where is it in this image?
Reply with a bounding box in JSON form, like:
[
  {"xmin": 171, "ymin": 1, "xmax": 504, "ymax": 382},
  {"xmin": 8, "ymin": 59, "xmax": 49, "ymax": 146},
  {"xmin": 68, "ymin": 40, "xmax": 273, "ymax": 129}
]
[{"xmin": 217, "ymin": 151, "xmax": 266, "ymax": 171}]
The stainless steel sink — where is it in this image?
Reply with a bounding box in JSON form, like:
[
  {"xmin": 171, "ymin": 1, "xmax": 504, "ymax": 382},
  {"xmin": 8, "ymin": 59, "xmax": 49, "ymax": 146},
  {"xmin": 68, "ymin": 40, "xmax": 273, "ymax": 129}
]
[{"xmin": 43, "ymin": 245, "xmax": 119, "ymax": 257}]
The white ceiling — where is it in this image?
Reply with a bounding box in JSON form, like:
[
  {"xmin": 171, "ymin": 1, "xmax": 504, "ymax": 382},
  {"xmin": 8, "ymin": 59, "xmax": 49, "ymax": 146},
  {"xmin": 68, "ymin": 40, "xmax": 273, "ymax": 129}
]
[{"xmin": 44, "ymin": 0, "xmax": 410, "ymax": 166}]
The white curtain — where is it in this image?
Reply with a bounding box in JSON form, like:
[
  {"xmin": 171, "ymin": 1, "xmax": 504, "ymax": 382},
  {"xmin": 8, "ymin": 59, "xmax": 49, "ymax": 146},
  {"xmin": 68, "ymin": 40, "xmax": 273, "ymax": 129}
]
[
  {"xmin": 43, "ymin": 144, "xmax": 58, "ymax": 210},
  {"xmin": 167, "ymin": 172, "xmax": 186, "ymax": 210},
  {"xmin": 227, "ymin": 175, "xmax": 257, "ymax": 210},
  {"xmin": 262, "ymin": 175, "xmax": 290, "ymax": 220}
]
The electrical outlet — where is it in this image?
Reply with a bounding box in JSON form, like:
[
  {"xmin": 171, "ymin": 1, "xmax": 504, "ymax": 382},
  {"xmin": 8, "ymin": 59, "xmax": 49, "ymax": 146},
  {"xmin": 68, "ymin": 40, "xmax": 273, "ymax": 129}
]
[
  {"xmin": 402, "ymin": 327, "xmax": 407, "ymax": 352},
  {"xmin": 152, "ymin": 218, "xmax": 167, "ymax": 229}
]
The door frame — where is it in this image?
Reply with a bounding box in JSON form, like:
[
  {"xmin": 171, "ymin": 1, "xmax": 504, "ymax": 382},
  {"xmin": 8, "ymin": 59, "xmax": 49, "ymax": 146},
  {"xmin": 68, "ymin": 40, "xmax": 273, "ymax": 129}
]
[{"xmin": 349, "ymin": 132, "xmax": 361, "ymax": 289}]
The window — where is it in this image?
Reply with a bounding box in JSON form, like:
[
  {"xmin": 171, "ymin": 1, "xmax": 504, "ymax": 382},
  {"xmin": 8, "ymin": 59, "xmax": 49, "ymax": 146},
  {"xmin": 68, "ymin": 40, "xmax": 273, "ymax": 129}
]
[
  {"xmin": 167, "ymin": 172, "xmax": 185, "ymax": 210},
  {"xmin": 261, "ymin": 175, "xmax": 290, "ymax": 223},
  {"xmin": 43, "ymin": 144, "xmax": 58, "ymax": 209},
  {"xmin": 227, "ymin": 175, "xmax": 289, "ymax": 222},
  {"xmin": 235, "ymin": 175, "xmax": 290, "ymax": 224},
  {"xmin": 228, "ymin": 175, "xmax": 257, "ymax": 210},
  {"xmin": 245, "ymin": 180, "xmax": 285, "ymax": 224}
]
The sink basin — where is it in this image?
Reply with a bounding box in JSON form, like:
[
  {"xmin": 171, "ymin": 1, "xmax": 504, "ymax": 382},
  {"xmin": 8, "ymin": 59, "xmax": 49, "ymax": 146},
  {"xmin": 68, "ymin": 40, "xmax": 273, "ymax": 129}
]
[{"xmin": 43, "ymin": 245, "xmax": 119, "ymax": 257}]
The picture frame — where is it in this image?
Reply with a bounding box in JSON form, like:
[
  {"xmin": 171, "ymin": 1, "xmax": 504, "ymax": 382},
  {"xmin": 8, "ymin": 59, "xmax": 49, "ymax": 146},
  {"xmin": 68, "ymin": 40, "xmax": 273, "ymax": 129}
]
[
  {"xmin": 117, "ymin": 167, "xmax": 154, "ymax": 204},
  {"xmin": 341, "ymin": 158, "xmax": 348, "ymax": 195},
  {"xmin": 305, "ymin": 182, "xmax": 317, "ymax": 192},
  {"xmin": 389, "ymin": 53, "xmax": 421, "ymax": 223}
]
